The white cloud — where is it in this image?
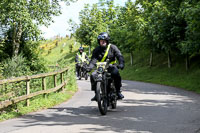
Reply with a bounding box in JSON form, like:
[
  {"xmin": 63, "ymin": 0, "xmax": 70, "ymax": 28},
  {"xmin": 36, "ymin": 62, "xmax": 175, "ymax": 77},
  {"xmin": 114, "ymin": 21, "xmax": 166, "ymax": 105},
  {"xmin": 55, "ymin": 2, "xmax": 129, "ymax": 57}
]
[{"xmin": 40, "ymin": 26, "xmax": 57, "ymax": 39}]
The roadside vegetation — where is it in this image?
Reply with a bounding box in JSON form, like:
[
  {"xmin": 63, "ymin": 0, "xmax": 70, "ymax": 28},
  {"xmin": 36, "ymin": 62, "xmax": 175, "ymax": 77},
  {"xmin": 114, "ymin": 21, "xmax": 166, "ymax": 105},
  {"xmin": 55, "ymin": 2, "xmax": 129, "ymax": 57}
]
[
  {"xmin": 0, "ymin": 37, "xmax": 79, "ymax": 121},
  {"xmin": 0, "ymin": 0, "xmax": 78, "ymax": 121},
  {"xmin": 70, "ymin": 0, "xmax": 200, "ymax": 93}
]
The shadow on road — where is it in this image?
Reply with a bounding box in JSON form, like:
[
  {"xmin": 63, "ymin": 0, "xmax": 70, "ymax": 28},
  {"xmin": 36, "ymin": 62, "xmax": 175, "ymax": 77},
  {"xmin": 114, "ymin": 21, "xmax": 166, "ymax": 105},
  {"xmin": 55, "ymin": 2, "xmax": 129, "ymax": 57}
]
[
  {"xmin": 16, "ymin": 97, "xmax": 198, "ymax": 133},
  {"xmin": 10, "ymin": 80, "xmax": 200, "ymax": 133}
]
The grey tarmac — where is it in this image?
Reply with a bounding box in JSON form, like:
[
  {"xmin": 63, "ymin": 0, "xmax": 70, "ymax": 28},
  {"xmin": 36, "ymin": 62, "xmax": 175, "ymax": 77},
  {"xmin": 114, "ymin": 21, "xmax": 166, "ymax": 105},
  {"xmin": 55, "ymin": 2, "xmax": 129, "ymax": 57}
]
[{"xmin": 0, "ymin": 79, "xmax": 200, "ymax": 133}]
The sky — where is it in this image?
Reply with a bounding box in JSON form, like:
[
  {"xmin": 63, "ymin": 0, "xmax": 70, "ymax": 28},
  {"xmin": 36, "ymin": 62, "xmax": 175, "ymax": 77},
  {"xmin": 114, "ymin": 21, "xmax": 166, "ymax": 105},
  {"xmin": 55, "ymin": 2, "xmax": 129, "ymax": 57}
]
[{"xmin": 40, "ymin": 0, "xmax": 127, "ymax": 39}]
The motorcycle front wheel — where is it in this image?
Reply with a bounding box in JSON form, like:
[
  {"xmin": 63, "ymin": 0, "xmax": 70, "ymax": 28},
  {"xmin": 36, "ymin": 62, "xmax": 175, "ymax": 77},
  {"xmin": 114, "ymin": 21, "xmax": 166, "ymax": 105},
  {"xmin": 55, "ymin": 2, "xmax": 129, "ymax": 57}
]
[
  {"xmin": 84, "ymin": 72, "xmax": 88, "ymax": 80},
  {"xmin": 96, "ymin": 81, "xmax": 107, "ymax": 115}
]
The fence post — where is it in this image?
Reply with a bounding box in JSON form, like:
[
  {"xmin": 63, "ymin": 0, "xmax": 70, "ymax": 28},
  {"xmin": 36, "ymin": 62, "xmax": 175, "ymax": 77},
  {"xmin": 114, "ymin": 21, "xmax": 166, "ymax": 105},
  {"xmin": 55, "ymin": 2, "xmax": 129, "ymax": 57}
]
[
  {"xmin": 4, "ymin": 83, "xmax": 7, "ymax": 94},
  {"xmin": 64, "ymin": 69, "xmax": 68, "ymax": 89},
  {"xmin": 26, "ymin": 80, "xmax": 30, "ymax": 107},
  {"xmin": 54, "ymin": 75, "xmax": 57, "ymax": 87},
  {"xmin": 42, "ymin": 77, "xmax": 46, "ymax": 98},
  {"xmin": 60, "ymin": 73, "xmax": 64, "ymax": 91}
]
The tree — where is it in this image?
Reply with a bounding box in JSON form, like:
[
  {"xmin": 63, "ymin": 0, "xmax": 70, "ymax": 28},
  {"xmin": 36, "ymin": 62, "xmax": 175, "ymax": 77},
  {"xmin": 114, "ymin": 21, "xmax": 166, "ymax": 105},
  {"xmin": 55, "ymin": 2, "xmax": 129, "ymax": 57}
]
[
  {"xmin": 178, "ymin": 1, "xmax": 200, "ymax": 70},
  {"xmin": 0, "ymin": 0, "xmax": 77, "ymax": 57},
  {"xmin": 137, "ymin": 0, "xmax": 185, "ymax": 68},
  {"xmin": 110, "ymin": 0, "xmax": 141, "ymax": 66},
  {"xmin": 75, "ymin": 3, "xmax": 109, "ymax": 55},
  {"xmin": 67, "ymin": 19, "xmax": 78, "ymax": 36},
  {"xmin": 73, "ymin": 0, "xmax": 200, "ymax": 71}
]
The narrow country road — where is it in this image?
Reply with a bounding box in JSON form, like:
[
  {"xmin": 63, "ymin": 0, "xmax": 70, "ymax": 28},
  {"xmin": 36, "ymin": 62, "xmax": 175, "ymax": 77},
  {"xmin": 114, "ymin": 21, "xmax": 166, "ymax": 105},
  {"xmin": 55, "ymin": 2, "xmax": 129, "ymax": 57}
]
[{"xmin": 0, "ymin": 79, "xmax": 200, "ymax": 133}]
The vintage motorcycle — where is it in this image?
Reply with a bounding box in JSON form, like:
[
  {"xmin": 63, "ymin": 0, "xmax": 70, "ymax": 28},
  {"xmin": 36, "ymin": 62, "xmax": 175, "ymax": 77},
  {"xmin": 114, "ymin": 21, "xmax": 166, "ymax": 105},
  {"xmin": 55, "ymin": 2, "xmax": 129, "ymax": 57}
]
[
  {"xmin": 94, "ymin": 60, "xmax": 118, "ymax": 115},
  {"xmin": 77, "ymin": 61, "xmax": 89, "ymax": 80}
]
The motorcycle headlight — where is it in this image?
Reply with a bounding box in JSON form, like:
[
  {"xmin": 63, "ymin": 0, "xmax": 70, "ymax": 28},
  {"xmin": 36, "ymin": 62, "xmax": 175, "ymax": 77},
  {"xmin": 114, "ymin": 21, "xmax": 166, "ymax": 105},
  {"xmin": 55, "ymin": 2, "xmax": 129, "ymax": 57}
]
[{"xmin": 97, "ymin": 67, "xmax": 104, "ymax": 73}]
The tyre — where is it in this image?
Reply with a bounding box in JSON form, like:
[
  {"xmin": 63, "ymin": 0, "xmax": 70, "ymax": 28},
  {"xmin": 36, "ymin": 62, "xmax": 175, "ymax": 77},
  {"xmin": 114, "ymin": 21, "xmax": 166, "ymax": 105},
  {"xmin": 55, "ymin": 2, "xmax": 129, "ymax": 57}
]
[
  {"xmin": 78, "ymin": 70, "xmax": 81, "ymax": 80},
  {"xmin": 81, "ymin": 71, "xmax": 84, "ymax": 77},
  {"xmin": 96, "ymin": 82, "xmax": 107, "ymax": 115},
  {"xmin": 111, "ymin": 98, "xmax": 117, "ymax": 109},
  {"xmin": 85, "ymin": 72, "xmax": 88, "ymax": 80}
]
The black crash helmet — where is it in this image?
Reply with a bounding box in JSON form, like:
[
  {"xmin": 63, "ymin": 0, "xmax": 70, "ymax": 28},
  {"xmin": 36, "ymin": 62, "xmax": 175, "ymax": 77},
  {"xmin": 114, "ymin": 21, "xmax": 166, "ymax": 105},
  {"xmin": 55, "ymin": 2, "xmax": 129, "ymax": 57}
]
[{"xmin": 97, "ymin": 32, "xmax": 110, "ymax": 45}]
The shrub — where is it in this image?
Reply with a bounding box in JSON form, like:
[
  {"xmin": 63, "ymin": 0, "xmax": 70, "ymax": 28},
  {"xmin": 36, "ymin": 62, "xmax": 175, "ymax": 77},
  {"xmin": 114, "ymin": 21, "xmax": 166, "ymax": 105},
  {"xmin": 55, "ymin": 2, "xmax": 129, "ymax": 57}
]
[
  {"xmin": 19, "ymin": 40, "xmax": 47, "ymax": 73},
  {"xmin": 2, "ymin": 54, "xmax": 31, "ymax": 78}
]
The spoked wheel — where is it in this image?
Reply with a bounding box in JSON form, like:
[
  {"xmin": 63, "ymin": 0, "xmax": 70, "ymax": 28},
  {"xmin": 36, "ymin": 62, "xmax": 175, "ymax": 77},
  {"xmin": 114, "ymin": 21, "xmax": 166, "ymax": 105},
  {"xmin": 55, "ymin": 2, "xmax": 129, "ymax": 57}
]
[
  {"xmin": 78, "ymin": 70, "xmax": 81, "ymax": 80},
  {"xmin": 84, "ymin": 72, "xmax": 88, "ymax": 80},
  {"xmin": 96, "ymin": 82, "xmax": 107, "ymax": 115},
  {"xmin": 111, "ymin": 98, "xmax": 117, "ymax": 109}
]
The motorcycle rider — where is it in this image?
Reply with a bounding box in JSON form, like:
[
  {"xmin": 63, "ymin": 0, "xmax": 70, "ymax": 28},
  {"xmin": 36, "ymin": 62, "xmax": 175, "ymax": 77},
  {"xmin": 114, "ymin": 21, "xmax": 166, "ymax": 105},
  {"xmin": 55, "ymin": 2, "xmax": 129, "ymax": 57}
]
[
  {"xmin": 87, "ymin": 32, "xmax": 125, "ymax": 101},
  {"xmin": 75, "ymin": 46, "xmax": 89, "ymax": 79}
]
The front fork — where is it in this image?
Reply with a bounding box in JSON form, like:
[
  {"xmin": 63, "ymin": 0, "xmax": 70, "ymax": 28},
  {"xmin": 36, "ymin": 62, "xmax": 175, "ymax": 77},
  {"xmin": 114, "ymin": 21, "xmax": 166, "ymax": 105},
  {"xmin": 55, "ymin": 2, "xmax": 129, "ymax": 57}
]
[{"xmin": 95, "ymin": 73, "xmax": 107, "ymax": 100}]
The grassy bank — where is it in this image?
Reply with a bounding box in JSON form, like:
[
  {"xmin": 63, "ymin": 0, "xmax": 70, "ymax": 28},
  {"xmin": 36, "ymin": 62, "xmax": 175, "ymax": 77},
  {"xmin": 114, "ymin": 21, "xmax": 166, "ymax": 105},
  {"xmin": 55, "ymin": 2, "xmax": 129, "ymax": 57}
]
[
  {"xmin": 0, "ymin": 37, "xmax": 79, "ymax": 121},
  {"xmin": 120, "ymin": 50, "xmax": 200, "ymax": 93}
]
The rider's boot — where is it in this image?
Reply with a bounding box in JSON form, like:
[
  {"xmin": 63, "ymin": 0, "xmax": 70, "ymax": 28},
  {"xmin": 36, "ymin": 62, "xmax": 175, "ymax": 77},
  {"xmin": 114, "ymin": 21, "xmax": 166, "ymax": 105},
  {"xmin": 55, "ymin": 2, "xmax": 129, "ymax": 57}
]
[
  {"xmin": 116, "ymin": 87, "xmax": 124, "ymax": 100},
  {"xmin": 91, "ymin": 94, "xmax": 97, "ymax": 101},
  {"xmin": 91, "ymin": 90, "xmax": 97, "ymax": 101},
  {"xmin": 117, "ymin": 92, "xmax": 124, "ymax": 100}
]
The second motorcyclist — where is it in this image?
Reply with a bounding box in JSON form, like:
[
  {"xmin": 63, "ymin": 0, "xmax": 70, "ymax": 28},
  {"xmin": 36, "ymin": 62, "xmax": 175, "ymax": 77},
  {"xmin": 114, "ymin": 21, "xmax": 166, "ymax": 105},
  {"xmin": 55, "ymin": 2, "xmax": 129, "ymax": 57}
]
[{"xmin": 75, "ymin": 46, "xmax": 89, "ymax": 79}]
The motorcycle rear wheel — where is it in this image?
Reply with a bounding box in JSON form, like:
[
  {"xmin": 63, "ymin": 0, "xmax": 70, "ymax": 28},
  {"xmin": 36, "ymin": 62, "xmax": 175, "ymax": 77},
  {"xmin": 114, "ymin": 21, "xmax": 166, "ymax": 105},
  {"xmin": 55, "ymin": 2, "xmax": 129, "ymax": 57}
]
[
  {"xmin": 111, "ymin": 99, "xmax": 117, "ymax": 109},
  {"xmin": 96, "ymin": 82, "xmax": 107, "ymax": 115},
  {"xmin": 78, "ymin": 70, "xmax": 81, "ymax": 80},
  {"xmin": 110, "ymin": 82, "xmax": 117, "ymax": 109}
]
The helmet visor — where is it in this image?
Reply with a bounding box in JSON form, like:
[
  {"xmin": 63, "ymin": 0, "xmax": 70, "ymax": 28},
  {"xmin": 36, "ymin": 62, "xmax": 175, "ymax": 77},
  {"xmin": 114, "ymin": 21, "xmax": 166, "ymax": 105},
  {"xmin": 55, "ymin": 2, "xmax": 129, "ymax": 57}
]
[{"xmin": 98, "ymin": 35, "xmax": 107, "ymax": 40}]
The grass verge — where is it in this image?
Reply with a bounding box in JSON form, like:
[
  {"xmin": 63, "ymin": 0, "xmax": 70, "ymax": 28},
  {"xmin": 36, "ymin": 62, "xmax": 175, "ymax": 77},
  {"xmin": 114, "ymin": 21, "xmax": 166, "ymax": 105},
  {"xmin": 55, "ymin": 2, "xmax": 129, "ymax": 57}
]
[
  {"xmin": 0, "ymin": 37, "xmax": 79, "ymax": 121},
  {"xmin": 120, "ymin": 50, "xmax": 200, "ymax": 93},
  {"xmin": 0, "ymin": 67, "xmax": 77, "ymax": 121}
]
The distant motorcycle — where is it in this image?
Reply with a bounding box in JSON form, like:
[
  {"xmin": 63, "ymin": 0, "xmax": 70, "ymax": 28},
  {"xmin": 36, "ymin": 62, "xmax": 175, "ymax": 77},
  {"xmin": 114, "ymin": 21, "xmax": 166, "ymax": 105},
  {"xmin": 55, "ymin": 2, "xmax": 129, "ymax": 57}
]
[
  {"xmin": 77, "ymin": 61, "xmax": 89, "ymax": 80},
  {"xmin": 94, "ymin": 60, "xmax": 118, "ymax": 115}
]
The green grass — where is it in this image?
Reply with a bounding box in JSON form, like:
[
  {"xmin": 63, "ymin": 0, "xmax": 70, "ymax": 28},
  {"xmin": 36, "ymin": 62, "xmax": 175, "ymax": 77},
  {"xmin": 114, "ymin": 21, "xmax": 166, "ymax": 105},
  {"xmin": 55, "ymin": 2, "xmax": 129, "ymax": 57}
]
[
  {"xmin": 0, "ymin": 37, "xmax": 79, "ymax": 121},
  {"xmin": 41, "ymin": 37, "xmax": 81, "ymax": 71},
  {"xmin": 0, "ymin": 89, "xmax": 76, "ymax": 121},
  {"xmin": 120, "ymin": 50, "xmax": 200, "ymax": 93}
]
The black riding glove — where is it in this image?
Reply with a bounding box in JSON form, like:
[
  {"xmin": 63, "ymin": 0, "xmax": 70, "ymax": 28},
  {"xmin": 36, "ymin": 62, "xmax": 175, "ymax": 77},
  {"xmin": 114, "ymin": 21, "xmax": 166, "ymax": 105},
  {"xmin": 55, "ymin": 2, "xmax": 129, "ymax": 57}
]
[
  {"xmin": 86, "ymin": 67, "xmax": 92, "ymax": 72},
  {"xmin": 117, "ymin": 64, "xmax": 124, "ymax": 70}
]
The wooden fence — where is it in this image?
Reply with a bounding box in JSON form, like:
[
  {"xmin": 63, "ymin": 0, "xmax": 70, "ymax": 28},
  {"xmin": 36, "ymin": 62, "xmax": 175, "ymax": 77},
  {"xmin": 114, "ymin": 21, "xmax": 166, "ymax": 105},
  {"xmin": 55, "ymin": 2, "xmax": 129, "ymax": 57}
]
[{"xmin": 0, "ymin": 67, "xmax": 69, "ymax": 109}]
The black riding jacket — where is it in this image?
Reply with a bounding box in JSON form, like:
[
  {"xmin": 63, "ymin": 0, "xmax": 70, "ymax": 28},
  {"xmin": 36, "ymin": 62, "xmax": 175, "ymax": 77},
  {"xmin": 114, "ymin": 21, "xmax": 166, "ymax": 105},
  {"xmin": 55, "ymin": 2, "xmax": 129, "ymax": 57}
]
[{"xmin": 88, "ymin": 44, "xmax": 125, "ymax": 69}]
